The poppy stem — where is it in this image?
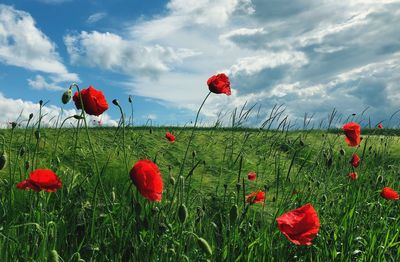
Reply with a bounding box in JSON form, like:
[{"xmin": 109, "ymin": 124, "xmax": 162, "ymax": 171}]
[{"xmin": 178, "ymin": 91, "xmax": 211, "ymax": 178}]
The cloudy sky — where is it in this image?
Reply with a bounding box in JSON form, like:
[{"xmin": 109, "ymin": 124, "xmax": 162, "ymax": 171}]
[{"xmin": 0, "ymin": 0, "xmax": 399, "ymax": 128}]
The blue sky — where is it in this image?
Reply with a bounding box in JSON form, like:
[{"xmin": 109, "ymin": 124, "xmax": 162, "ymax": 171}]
[{"xmin": 0, "ymin": 0, "xmax": 400, "ymax": 128}]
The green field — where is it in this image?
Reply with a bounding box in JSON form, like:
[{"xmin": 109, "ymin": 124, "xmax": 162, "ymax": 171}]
[{"xmin": 0, "ymin": 125, "xmax": 399, "ymax": 261}]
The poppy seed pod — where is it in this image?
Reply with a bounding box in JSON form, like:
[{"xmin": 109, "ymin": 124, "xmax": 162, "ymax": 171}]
[
  {"xmin": 29, "ymin": 113, "xmax": 34, "ymax": 120},
  {"xmin": 61, "ymin": 89, "xmax": 72, "ymax": 104},
  {"xmin": 128, "ymin": 95, "xmax": 133, "ymax": 103},
  {"xmin": 178, "ymin": 204, "xmax": 188, "ymax": 223}
]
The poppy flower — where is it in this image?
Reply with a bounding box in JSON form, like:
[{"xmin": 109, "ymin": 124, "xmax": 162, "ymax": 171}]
[
  {"xmin": 350, "ymin": 153, "xmax": 360, "ymax": 168},
  {"xmin": 245, "ymin": 191, "xmax": 265, "ymax": 204},
  {"xmin": 380, "ymin": 187, "xmax": 399, "ymax": 200},
  {"xmin": 129, "ymin": 159, "xmax": 163, "ymax": 202},
  {"xmin": 73, "ymin": 86, "xmax": 109, "ymax": 116},
  {"xmin": 16, "ymin": 169, "xmax": 62, "ymax": 192},
  {"xmin": 165, "ymin": 132, "xmax": 176, "ymax": 142},
  {"xmin": 342, "ymin": 122, "xmax": 361, "ymax": 147},
  {"xmin": 348, "ymin": 172, "xmax": 358, "ymax": 181},
  {"xmin": 247, "ymin": 172, "xmax": 257, "ymax": 181},
  {"xmin": 207, "ymin": 73, "xmax": 231, "ymax": 95},
  {"xmin": 378, "ymin": 123, "xmax": 383, "ymax": 129},
  {"xmin": 276, "ymin": 203, "xmax": 320, "ymax": 246}
]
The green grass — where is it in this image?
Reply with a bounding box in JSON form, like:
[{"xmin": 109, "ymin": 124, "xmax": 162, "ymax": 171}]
[{"xmin": 0, "ymin": 125, "xmax": 399, "ymax": 261}]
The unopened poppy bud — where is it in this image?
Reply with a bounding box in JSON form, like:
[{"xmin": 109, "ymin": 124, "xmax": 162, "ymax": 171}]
[
  {"xmin": 197, "ymin": 237, "xmax": 212, "ymax": 256},
  {"xmin": 229, "ymin": 204, "xmax": 238, "ymax": 224},
  {"xmin": 48, "ymin": 250, "xmax": 59, "ymax": 262},
  {"xmin": 73, "ymin": 115, "xmax": 84, "ymax": 120},
  {"xmin": 322, "ymin": 194, "xmax": 327, "ymax": 202},
  {"xmin": 19, "ymin": 146, "xmax": 25, "ymax": 157},
  {"xmin": 223, "ymin": 184, "xmax": 228, "ymax": 190},
  {"xmin": 35, "ymin": 130, "xmax": 40, "ymax": 140},
  {"xmin": 169, "ymin": 176, "xmax": 176, "ymax": 185},
  {"xmin": 11, "ymin": 122, "xmax": 17, "ymax": 129},
  {"xmin": 29, "ymin": 113, "xmax": 34, "ymax": 120},
  {"xmin": 112, "ymin": 99, "xmax": 119, "ymax": 106},
  {"xmin": 149, "ymin": 128, "xmax": 153, "ymax": 134},
  {"xmin": 236, "ymin": 183, "xmax": 241, "ymax": 191},
  {"xmin": 25, "ymin": 161, "xmax": 30, "ymax": 170},
  {"xmin": 39, "ymin": 100, "xmax": 43, "ymax": 106},
  {"xmin": 0, "ymin": 153, "xmax": 6, "ymax": 170},
  {"xmin": 61, "ymin": 89, "xmax": 72, "ymax": 104},
  {"xmin": 128, "ymin": 95, "xmax": 133, "ymax": 103},
  {"xmin": 339, "ymin": 148, "xmax": 345, "ymax": 155},
  {"xmin": 178, "ymin": 204, "xmax": 188, "ymax": 223},
  {"xmin": 192, "ymin": 150, "xmax": 197, "ymax": 158}
]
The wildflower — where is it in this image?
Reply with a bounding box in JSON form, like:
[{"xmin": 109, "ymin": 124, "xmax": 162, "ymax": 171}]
[
  {"xmin": 247, "ymin": 171, "xmax": 257, "ymax": 181},
  {"xmin": 348, "ymin": 172, "xmax": 358, "ymax": 181},
  {"xmin": 276, "ymin": 203, "xmax": 320, "ymax": 245},
  {"xmin": 129, "ymin": 160, "xmax": 163, "ymax": 202},
  {"xmin": 246, "ymin": 191, "xmax": 265, "ymax": 204},
  {"xmin": 350, "ymin": 153, "xmax": 360, "ymax": 168},
  {"xmin": 165, "ymin": 132, "xmax": 176, "ymax": 142},
  {"xmin": 73, "ymin": 86, "xmax": 109, "ymax": 116},
  {"xmin": 16, "ymin": 169, "xmax": 62, "ymax": 192},
  {"xmin": 378, "ymin": 123, "xmax": 383, "ymax": 129},
  {"xmin": 342, "ymin": 122, "xmax": 361, "ymax": 147},
  {"xmin": 207, "ymin": 73, "xmax": 231, "ymax": 95},
  {"xmin": 380, "ymin": 187, "xmax": 399, "ymax": 200}
]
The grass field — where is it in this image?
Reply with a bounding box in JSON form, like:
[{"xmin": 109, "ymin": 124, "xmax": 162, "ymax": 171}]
[{"xmin": 0, "ymin": 122, "xmax": 399, "ymax": 261}]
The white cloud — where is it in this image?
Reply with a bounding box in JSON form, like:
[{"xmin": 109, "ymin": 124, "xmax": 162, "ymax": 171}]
[
  {"xmin": 36, "ymin": 0, "xmax": 72, "ymax": 4},
  {"xmin": 64, "ymin": 31, "xmax": 199, "ymax": 77},
  {"xmin": 87, "ymin": 12, "xmax": 107, "ymax": 24},
  {"xmin": 28, "ymin": 75, "xmax": 64, "ymax": 91},
  {"xmin": 0, "ymin": 92, "xmax": 118, "ymax": 128},
  {"xmin": 0, "ymin": 4, "xmax": 79, "ymax": 90}
]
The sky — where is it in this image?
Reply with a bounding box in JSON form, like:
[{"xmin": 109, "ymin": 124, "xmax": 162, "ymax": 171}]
[{"xmin": 0, "ymin": 0, "xmax": 400, "ymax": 128}]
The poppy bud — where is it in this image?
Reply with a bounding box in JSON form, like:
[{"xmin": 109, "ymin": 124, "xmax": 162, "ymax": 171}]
[
  {"xmin": 48, "ymin": 250, "xmax": 59, "ymax": 262},
  {"xmin": 112, "ymin": 99, "xmax": 119, "ymax": 106},
  {"xmin": 339, "ymin": 148, "xmax": 345, "ymax": 155},
  {"xmin": 149, "ymin": 129, "xmax": 153, "ymax": 134},
  {"xmin": 322, "ymin": 194, "xmax": 327, "ymax": 202},
  {"xmin": 272, "ymin": 196, "xmax": 276, "ymax": 202},
  {"xmin": 29, "ymin": 113, "xmax": 34, "ymax": 120},
  {"xmin": 223, "ymin": 184, "xmax": 228, "ymax": 190},
  {"xmin": 35, "ymin": 130, "xmax": 40, "ymax": 140},
  {"xmin": 11, "ymin": 122, "xmax": 17, "ymax": 129},
  {"xmin": 192, "ymin": 150, "xmax": 197, "ymax": 158},
  {"xmin": 169, "ymin": 176, "xmax": 176, "ymax": 185},
  {"xmin": 25, "ymin": 161, "xmax": 30, "ymax": 170},
  {"xmin": 178, "ymin": 204, "xmax": 188, "ymax": 224},
  {"xmin": 197, "ymin": 237, "xmax": 213, "ymax": 256},
  {"xmin": 111, "ymin": 191, "xmax": 116, "ymax": 202},
  {"xmin": 236, "ymin": 183, "xmax": 241, "ymax": 191},
  {"xmin": 299, "ymin": 139, "xmax": 305, "ymax": 146},
  {"xmin": 61, "ymin": 89, "xmax": 72, "ymax": 104},
  {"xmin": 19, "ymin": 146, "xmax": 25, "ymax": 157},
  {"xmin": 0, "ymin": 153, "xmax": 6, "ymax": 170},
  {"xmin": 229, "ymin": 205, "xmax": 238, "ymax": 224},
  {"xmin": 39, "ymin": 100, "xmax": 43, "ymax": 106},
  {"xmin": 128, "ymin": 95, "xmax": 133, "ymax": 103}
]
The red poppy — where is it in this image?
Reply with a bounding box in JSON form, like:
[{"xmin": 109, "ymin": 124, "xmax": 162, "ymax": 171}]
[
  {"xmin": 165, "ymin": 132, "xmax": 176, "ymax": 142},
  {"xmin": 378, "ymin": 123, "xmax": 383, "ymax": 129},
  {"xmin": 16, "ymin": 169, "xmax": 62, "ymax": 192},
  {"xmin": 129, "ymin": 159, "xmax": 163, "ymax": 202},
  {"xmin": 380, "ymin": 187, "xmax": 399, "ymax": 200},
  {"xmin": 276, "ymin": 203, "xmax": 320, "ymax": 246},
  {"xmin": 207, "ymin": 73, "xmax": 231, "ymax": 95},
  {"xmin": 342, "ymin": 122, "xmax": 361, "ymax": 147},
  {"xmin": 348, "ymin": 172, "xmax": 358, "ymax": 181},
  {"xmin": 73, "ymin": 85, "xmax": 109, "ymax": 116},
  {"xmin": 247, "ymin": 172, "xmax": 256, "ymax": 181},
  {"xmin": 245, "ymin": 191, "xmax": 265, "ymax": 204},
  {"xmin": 350, "ymin": 153, "xmax": 360, "ymax": 168}
]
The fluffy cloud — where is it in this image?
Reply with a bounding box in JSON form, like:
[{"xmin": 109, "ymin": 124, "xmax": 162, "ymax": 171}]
[
  {"xmin": 0, "ymin": 5, "xmax": 78, "ymax": 90},
  {"xmin": 64, "ymin": 31, "xmax": 199, "ymax": 78},
  {"xmin": 87, "ymin": 12, "xmax": 107, "ymax": 24},
  {"xmin": 0, "ymin": 92, "xmax": 118, "ymax": 128}
]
